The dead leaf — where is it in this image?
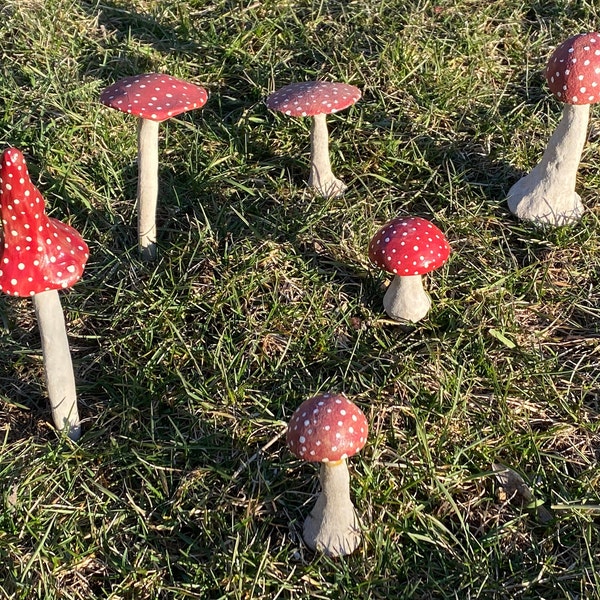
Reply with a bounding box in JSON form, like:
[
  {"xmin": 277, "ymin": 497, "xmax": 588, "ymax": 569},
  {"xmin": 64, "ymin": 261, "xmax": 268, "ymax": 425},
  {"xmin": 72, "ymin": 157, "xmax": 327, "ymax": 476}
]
[
  {"xmin": 492, "ymin": 463, "xmax": 553, "ymax": 524},
  {"xmin": 6, "ymin": 484, "xmax": 18, "ymax": 510}
]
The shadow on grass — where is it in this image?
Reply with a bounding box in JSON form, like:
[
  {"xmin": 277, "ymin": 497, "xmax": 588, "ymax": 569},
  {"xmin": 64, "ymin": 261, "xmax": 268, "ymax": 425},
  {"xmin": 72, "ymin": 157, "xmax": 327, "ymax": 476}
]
[
  {"xmin": 0, "ymin": 299, "xmax": 91, "ymax": 442},
  {"xmin": 73, "ymin": 0, "xmax": 314, "ymax": 253},
  {"xmin": 78, "ymin": 0, "xmax": 205, "ymax": 76},
  {"xmin": 0, "ymin": 390, "xmax": 55, "ymax": 444}
]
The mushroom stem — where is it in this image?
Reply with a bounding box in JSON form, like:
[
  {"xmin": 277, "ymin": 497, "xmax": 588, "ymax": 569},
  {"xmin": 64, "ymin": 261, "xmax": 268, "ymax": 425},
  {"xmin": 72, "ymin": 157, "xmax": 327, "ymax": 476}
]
[
  {"xmin": 507, "ymin": 103, "xmax": 588, "ymax": 226},
  {"xmin": 33, "ymin": 290, "xmax": 81, "ymax": 441},
  {"xmin": 383, "ymin": 274, "xmax": 431, "ymax": 322},
  {"xmin": 303, "ymin": 460, "xmax": 361, "ymax": 557},
  {"xmin": 308, "ymin": 113, "xmax": 347, "ymax": 199},
  {"xmin": 137, "ymin": 118, "xmax": 160, "ymax": 260}
]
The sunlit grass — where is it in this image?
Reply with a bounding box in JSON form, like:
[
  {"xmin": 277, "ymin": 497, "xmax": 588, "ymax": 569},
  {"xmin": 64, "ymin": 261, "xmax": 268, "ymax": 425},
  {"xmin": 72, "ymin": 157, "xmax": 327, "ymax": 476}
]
[{"xmin": 0, "ymin": 0, "xmax": 599, "ymax": 598}]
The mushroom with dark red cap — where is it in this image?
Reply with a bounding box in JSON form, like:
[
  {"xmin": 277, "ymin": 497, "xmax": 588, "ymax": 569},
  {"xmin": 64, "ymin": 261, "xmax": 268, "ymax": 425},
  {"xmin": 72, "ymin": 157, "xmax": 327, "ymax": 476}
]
[
  {"xmin": 266, "ymin": 81, "xmax": 361, "ymax": 198},
  {"xmin": 508, "ymin": 33, "xmax": 600, "ymax": 225},
  {"xmin": 287, "ymin": 392, "xmax": 368, "ymax": 556},
  {"xmin": 0, "ymin": 148, "xmax": 89, "ymax": 440},
  {"xmin": 100, "ymin": 73, "xmax": 208, "ymax": 259},
  {"xmin": 368, "ymin": 216, "xmax": 451, "ymax": 323}
]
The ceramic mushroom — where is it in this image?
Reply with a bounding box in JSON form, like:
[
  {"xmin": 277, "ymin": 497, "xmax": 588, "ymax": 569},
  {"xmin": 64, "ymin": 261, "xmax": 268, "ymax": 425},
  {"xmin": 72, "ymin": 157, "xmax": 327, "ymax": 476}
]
[
  {"xmin": 0, "ymin": 148, "xmax": 89, "ymax": 440},
  {"xmin": 368, "ymin": 216, "xmax": 451, "ymax": 323},
  {"xmin": 100, "ymin": 73, "xmax": 208, "ymax": 260},
  {"xmin": 287, "ymin": 392, "xmax": 368, "ymax": 557},
  {"xmin": 507, "ymin": 33, "xmax": 600, "ymax": 225},
  {"xmin": 266, "ymin": 81, "xmax": 361, "ymax": 198}
]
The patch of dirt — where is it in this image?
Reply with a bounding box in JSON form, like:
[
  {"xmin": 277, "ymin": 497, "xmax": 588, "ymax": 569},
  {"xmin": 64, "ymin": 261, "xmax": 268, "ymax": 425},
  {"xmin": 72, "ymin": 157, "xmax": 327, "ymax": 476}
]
[{"xmin": 0, "ymin": 400, "xmax": 54, "ymax": 443}]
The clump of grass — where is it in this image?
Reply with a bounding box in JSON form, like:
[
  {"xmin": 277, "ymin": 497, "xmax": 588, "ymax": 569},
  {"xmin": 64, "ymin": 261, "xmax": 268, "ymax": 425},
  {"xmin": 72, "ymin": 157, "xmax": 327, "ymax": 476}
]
[{"xmin": 0, "ymin": 0, "xmax": 599, "ymax": 598}]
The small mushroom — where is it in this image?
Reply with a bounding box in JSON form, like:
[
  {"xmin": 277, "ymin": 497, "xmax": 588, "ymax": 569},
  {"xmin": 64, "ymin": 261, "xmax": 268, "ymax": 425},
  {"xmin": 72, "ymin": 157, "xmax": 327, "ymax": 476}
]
[
  {"xmin": 266, "ymin": 81, "xmax": 361, "ymax": 198},
  {"xmin": 286, "ymin": 392, "xmax": 368, "ymax": 557},
  {"xmin": 0, "ymin": 148, "xmax": 89, "ymax": 440},
  {"xmin": 507, "ymin": 33, "xmax": 600, "ymax": 225},
  {"xmin": 368, "ymin": 216, "xmax": 451, "ymax": 323},
  {"xmin": 100, "ymin": 73, "xmax": 208, "ymax": 259}
]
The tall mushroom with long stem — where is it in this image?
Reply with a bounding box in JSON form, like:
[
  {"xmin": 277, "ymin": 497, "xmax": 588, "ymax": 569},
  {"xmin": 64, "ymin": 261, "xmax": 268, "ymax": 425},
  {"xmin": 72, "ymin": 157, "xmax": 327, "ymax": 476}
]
[
  {"xmin": 368, "ymin": 216, "xmax": 451, "ymax": 323},
  {"xmin": 266, "ymin": 81, "xmax": 361, "ymax": 198},
  {"xmin": 0, "ymin": 148, "xmax": 89, "ymax": 440},
  {"xmin": 286, "ymin": 392, "xmax": 369, "ymax": 557},
  {"xmin": 100, "ymin": 73, "xmax": 208, "ymax": 260},
  {"xmin": 507, "ymin": 33, "xmax": 600, "ymax": 225}
]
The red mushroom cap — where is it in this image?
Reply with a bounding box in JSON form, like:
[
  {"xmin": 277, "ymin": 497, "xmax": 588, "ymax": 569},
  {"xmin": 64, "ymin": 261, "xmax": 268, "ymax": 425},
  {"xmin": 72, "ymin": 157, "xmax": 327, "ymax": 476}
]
[
  {"xmin": 100, "ymin": 73, "xmax": 208, "ymax": 122},
  {"xmin": 286, "ymin": 393, "xmax": 368, "ymax": 463},
  {"xmin": 266, "ymin": 81, "xmax": 361, "ymax": 117},
  {"xmin": 368, "ymin": 216, "xmax": 450, "ymax": 277},
  {"xmin": 0, "ymin": 148, "xmax": 89, "ymax": 297},
  {"xmin": 546, "ymin": 33, "xmax": 600, "ymax": 105}
]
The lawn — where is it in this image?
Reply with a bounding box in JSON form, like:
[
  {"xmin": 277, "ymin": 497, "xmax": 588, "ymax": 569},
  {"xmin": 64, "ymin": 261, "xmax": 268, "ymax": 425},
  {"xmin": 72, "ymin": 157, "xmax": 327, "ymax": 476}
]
[{"xmin": 0, "ymin": 0, "xmax": 599, "ymax": 598}]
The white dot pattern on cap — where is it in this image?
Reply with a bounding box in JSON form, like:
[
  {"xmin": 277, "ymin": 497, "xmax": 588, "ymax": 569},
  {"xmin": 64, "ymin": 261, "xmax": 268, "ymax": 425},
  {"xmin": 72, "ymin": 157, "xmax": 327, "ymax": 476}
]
[
  {"xmin": 100, "ymin": 73, "xmax": 208, "ymax": 122},
  {"xmin": 546, "ymin": 33, "xmax": 600, "ymax": 105},
  {"xmin": 368, "ymin": 216, "xmax": 450, "ymax": 276},
  {"xmin": 286, "ymin": 392, "xmax": 368, "ymax": 462},
  {"xmin": 0, "ymin": 148, "xmax": 89, "ymax": 297},
  {"xmin": 266, "ymin": 81, "xmax": 361, "ymax": 117}
]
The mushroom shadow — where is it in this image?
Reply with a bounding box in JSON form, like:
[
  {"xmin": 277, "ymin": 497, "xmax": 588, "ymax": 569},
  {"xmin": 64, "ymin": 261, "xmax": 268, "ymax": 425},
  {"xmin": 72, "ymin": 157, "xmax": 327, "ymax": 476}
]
[{"xmin": 0, "ymin": 307, "xmax": 75, "ymax": 442}]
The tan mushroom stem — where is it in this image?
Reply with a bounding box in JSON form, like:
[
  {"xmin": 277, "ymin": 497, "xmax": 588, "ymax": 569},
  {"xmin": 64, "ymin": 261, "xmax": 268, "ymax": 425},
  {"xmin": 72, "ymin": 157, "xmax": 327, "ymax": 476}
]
[
  {"xmin": 137, "ymin": 118, "xmax": 160, "ymax": 260},
  {"xmin": 33, "ymin": 290, "xmax": 81, "ymax": 441},
  {"xmin": 383, "ymin": 274, "xmax": 431, "ymax": 323},
  {"xmin": 303, "ymin": 459, "xmax": 361, "ymax": 557},
  {"xmin": 507, "ymin": 103, "xmax": 587, "ymax": 226},
  {"xmin": 308, "ymin": 113, "xmax": 347, "ymax": 199}
]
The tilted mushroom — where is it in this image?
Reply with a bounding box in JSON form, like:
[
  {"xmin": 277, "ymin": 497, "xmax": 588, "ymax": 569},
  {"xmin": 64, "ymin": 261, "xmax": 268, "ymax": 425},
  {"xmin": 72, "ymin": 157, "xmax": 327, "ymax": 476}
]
[
  {"xmin": 287, "ymin": 392, "xmax": 368, "ymax": 557},
  {"xmin": 100, "ymin": 73, "xmax": 208, "ymax": 260},
  {"xmin": 0, "ymin": 148, "xmax": 89, "ymax": 440},
  {"xmin": 507, "ymin": 33, "xmax": 600, "ymax": 225},
  {"xmin": 266, "ymin": 81, "xmax": 361, "ymax": 198},
  {"xmin": 368, "ymin": 216, "xmax": 451, "ymax": 323}
]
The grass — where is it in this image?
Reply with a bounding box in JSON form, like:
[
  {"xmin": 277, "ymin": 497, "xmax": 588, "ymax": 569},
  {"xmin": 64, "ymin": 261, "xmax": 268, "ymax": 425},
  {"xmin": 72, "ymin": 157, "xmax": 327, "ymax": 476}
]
[{"xmin": 1, "ymin": 0, "xmax": 600, "ymax": 597}]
